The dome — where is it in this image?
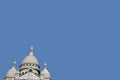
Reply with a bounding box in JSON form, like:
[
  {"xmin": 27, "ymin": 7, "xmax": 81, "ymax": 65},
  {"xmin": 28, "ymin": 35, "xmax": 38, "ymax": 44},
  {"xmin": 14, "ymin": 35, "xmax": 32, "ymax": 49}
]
[
  {"xmin": 41, "ymin": 69, "xmax": 51, "ymax": 77},
  {"xmin": 41, "ymin": 63, "xmax": 51, "ymax": 78},
  {"xmin": 22, "ymin": 55, "xmax": 39, "ymax": 65},
  {"xmin": 22, "ymin": 47, "xmax": 39, "ymax": 65},
  {"xmin": 6, "ymin": 61, "xmax": 17, "ymax": 77}
]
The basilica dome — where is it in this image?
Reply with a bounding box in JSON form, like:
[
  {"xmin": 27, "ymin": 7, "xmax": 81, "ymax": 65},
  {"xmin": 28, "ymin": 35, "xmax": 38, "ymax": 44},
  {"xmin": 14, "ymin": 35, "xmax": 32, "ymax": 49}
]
[
  {"xmin": 22, "ymin": 47, "xmax": 39, "ymax": 65},
  {"xmin": 6, "ymin": 61, "xmax": 17, "ymax": 77},
  {"xmin": 4, "ymin": 47, "xmax": 52, "ymax": 80},
  {"xmin": 41, "ymin": 63, "xmax": 51, "ymax": 78}
]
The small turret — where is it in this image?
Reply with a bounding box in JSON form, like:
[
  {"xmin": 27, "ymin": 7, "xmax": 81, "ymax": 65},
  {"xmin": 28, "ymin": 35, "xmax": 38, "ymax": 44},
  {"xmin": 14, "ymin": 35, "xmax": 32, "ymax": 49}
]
[
  {"xmin": 4, "ymin": 61, "xmax": 17, "ymax": 80},
  {"xmin": 41, "ymin": 62, "xmax": 51, "ymax": 80}
]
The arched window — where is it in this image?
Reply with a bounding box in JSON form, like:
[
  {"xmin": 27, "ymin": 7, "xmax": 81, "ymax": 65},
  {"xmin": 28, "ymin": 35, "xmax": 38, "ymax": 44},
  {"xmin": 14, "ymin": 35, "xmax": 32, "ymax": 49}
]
[
  {"xmin": 32, "ymin": 64, "xmax": 34, "ymax": 66},
  {"xmin": 19, "ymin": 73, "xmax": 21, "ymax": 76},
  {"xmin": 22, "ymin": 72, "xmax": 24, "ymax": 75},
  {"xmin": 29, "ymin": 69, "xmax": 32, "ymax": 72}
]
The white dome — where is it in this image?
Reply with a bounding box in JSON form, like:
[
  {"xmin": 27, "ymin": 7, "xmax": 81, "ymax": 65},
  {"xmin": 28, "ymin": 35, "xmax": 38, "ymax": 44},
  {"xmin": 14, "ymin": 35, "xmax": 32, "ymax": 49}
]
[
  {"xmin": 22, "ymin": 54, "xmax": 39, "ymax": 65},
  {"xmin": 41, "ymin": 69, "xmax": 51, "ymax": 78},
  {"xmin": 6, "ymin": 61, "xmax": 17, "ymax": 77},
  {"xmin": 41, "ymin": 63, "xmax": 51, "ymax": 78},
  {"xmin": 22, "ymin": 47, "xmax": 39, "ymax": 65}
]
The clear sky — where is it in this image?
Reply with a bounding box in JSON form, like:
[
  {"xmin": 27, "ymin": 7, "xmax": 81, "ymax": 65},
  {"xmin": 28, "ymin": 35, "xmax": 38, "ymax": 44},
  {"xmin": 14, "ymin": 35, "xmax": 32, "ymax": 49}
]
[{"xmin": 0, "ymin": 0, "xmax": 120, "ymax": 80}]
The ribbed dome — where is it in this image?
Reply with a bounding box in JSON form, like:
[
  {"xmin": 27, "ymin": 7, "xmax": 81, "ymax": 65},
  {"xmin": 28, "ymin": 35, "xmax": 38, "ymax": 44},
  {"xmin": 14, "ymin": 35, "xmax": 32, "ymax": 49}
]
[
  {"xmin": 6, "ymin": 61, "xmax": 17, "ymax": 77},
  {"xmin": 22, "ymin": 47, "xmax": 39, "ymax": 65},
  {"xmin": 41, "ymin": 63, "xmax": 51, "ymax": 78}
]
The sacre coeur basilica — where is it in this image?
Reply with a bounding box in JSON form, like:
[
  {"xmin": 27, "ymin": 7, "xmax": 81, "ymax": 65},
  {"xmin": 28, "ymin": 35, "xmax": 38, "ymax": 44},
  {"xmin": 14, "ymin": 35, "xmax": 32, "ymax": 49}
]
[{"xmin": 4, "ymin": 47, "xmax": 51, "ymax": 80}]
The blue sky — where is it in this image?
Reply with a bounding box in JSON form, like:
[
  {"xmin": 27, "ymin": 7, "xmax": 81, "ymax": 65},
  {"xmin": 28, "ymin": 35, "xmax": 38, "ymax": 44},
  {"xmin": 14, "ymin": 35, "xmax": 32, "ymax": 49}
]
[{"xmin": 0, "ymin": 0, "xmax": 120, "ymax": 80}]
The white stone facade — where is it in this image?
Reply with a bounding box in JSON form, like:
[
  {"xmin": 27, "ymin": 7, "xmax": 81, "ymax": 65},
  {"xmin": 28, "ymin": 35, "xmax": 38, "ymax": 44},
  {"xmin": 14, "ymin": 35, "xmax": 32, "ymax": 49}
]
[{"xmin": 4, "ymin": 47, "xmax": 51, "ymax": 80}]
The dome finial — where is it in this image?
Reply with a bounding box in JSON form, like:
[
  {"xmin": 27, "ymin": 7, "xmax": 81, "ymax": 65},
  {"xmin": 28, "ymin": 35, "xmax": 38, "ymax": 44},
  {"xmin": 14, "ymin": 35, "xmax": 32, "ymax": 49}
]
[
  {"xmin": 30, "ymin": 46, "xmax": 33, "ymax": 55},
  {"xmin": 44, "ymin": 62, "xmax": 47, "ymax": 69},
  {"xmin": 13, "ymin": 61, "xmax": 16, "ymax": 68}
]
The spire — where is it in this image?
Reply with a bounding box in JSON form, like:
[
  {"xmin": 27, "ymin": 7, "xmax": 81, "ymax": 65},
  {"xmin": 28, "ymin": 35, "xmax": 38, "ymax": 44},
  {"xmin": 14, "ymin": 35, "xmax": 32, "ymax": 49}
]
[
  {"xmin": 12, "ymin": 61, "xmax": 16, "ymax": 68},
  {"xmin": 44, "ymin": 62, "xmax": 47, "ymax": 69},
  {"xmin": 30, "ymin": 46, "xmax": 33, "ymax": 55}
]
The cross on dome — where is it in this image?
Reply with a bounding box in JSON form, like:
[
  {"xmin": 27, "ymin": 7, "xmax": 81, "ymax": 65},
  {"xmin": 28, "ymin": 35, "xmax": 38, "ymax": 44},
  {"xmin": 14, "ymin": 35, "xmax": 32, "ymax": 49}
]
[
  {"xmin": 44, "ymin": 62, "xmax": 47, "ymax": 69},
  {"xmin": 30, "ymin": 46, "xmax": 33, "ymax": 55},
  {"xmin": 13, "ymin": 61, "xmax": 16, "ymax": 68}
]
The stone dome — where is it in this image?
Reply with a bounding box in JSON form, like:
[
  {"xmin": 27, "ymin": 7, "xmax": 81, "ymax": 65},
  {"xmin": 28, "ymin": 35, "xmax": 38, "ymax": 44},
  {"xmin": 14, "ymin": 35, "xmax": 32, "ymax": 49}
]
[
  {"xmin": 22, "ymin": 47, "xmax": 39, "ymax": 65},
  {"xmin": 6, "ymin": 61, "xmax": 17, "ymax": 77},
  {"xmin": 41, "ymin": 63, "xmax": 51, "ymax": 78}
]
